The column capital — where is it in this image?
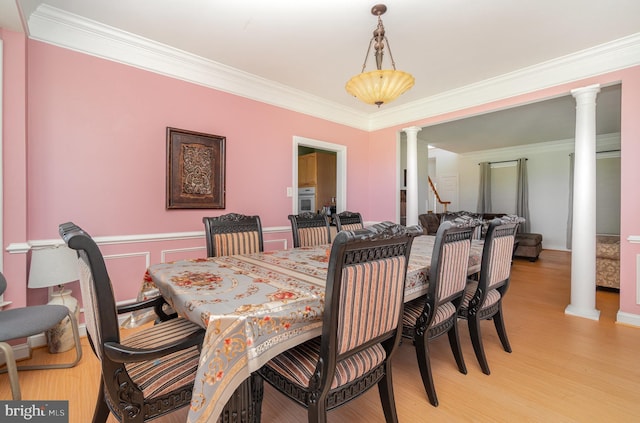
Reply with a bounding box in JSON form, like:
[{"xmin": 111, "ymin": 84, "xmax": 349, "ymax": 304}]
[
  {"xmin": 571, "ymin": 84, "xmax": 601, "ymax": 100},
  {"xmin": 402, "ymin": 126, "xmax": 422, "ymax": 135}
]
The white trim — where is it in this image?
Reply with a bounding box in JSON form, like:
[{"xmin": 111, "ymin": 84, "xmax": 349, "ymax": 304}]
[
  {"xmin": 26, "ymin": 5, "xmax": 640, "ymax": 132},
  {"xmin": 6, "ymin": 225, "xmax": 294, "ymax": 254},
  {"xmin": 564, "ymin": 304, "xmax": 601, "ymax": 321},
  {"xmin": 104, "ymin": 251, "xmax": 151, "ymax": 270},
  {"xmin": 459, "ymin": 132, "xmax": 621, "ymax": 162},
  {"xmin": 637, "ymin": 253, "xmax": 640, "ymax": 304},
  {"xmin": 264, "ymin": 237, "xmax": 289, "ymax": 251},
  {"xmin": 616, "ymin": 311, "xmax": 640, "ymax": 328}
]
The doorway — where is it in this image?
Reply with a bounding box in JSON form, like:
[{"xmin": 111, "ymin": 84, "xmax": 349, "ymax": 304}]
[{"xmin": 293, "ymin": 136, "xmax": 346, "ymax": 215}]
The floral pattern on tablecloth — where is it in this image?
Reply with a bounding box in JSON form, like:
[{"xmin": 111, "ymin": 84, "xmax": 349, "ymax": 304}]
[{"xmin": 139, "ymin": 235, "xmax": 481, "ymax": 422}]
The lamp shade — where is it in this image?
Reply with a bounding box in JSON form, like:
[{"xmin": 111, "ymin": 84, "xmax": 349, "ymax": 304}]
[
  {"xmin": 345, "ymin": 69, "xmax": 415, "ymax": 107},
  {"xmin": 28, "ymin": 245, "xmax": 79, "ymax": 289}
]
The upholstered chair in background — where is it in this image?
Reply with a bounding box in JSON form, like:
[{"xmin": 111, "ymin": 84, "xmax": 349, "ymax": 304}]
[
  {"xmin": 288, "ymin": 212, "xmax": 331, "ymax": 248},
  {"xmin": 334, "ymin": 211, "xmax": 364, "ymax": 232},
  {"xmin": 203, "ymin": 213, "xmax": 264, "ymax": 257},
  {"xmin": 402, "ymin": 222, "xmax": 474, "ymax": 407},
  {"xmin": 0, "ymin": 272, "xmax": 82, "ymax": 400},
  {"xmin": 458, "ymin": 219, "xmax": 518, "ymax": 375}
]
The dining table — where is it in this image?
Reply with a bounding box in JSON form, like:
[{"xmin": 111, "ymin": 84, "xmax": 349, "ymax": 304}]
[{"xmin": 140, "ymin": 234, "xmax": 483, "ymax": 423}]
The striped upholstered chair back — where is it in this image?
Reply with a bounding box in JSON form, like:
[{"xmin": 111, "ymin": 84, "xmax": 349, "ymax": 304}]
[
  {"xmin": 431, "ymin": 223, "xmax": 475, "ymax": 307},
  {"xmin": 483, "ymin": 220, "xmax": 518, "ymax": 292},
  {"xmin": 401, "ymin": 221, "xmax": 474, "ymax": 407},
  {"xmin": 203, "ymin": 213, "xmax": 264, "ymax": 257},
  {"xmin": 334, "ymin": 210, "xmax": 364, "ymax": 232},
  {"xmin": 288, "ymin": 212, "xmax": 331, "ymax": 248},
  {"xmin": 458, "ymin": 219, "xmax": 518, "ymax": 375},
  {"xmin": 59, "ymin": 222, "xmax": 205, "ymax": 423},
  {"xmin": 259, "ymin": 222, "xmax": 422, "ymax": 422}
]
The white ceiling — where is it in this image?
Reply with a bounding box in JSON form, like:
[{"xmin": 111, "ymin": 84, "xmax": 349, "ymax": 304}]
[{"xmin": 1, "ymin": 0, "xmax": 637, "ymax": 152}]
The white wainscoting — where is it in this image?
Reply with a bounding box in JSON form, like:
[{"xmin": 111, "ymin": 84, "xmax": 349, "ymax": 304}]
[{"xmin": 3, "ymin": 225, "xmax": 293, "ymax": 358}]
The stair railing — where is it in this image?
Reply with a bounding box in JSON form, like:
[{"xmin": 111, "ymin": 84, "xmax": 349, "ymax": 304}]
[{"xmin": 428, "ymin": 176, "xmax": 451, "ymax": 213}]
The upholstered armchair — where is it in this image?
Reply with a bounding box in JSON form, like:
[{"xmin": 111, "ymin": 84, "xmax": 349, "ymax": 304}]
[{"xmin": 596, "ymin": 235, "xmax": 620, "ymax": 289}]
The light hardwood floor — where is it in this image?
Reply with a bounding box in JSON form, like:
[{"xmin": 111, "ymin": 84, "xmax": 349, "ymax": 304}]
[{"xmin": 2, "ymin": 249, "xmax": 640, "ymax": 422}]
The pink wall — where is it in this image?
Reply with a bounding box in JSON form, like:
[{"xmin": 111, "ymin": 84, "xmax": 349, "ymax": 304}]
[
  {"xmin": 1, "ymin": 30, "xmax": 28, "ymax": 304},
  {"xmin": 619, "ymin": 66, "xmax": 640, "ymax": 316},
  {"xmin": 26, "ymin": 40, "xmax": 370, "ymax": 240}
]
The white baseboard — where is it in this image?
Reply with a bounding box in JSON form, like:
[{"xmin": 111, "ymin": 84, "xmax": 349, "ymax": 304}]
[
  {"xmin": 0, "ymin": 324, "xmax": 88, "ymax": 365},
  {"xmin": 616, "ymin": 311, "xmax": 640, "ymax": 327},
  {"xmin": 0, "ymin": 315, "xmax": 143, "ymax": 364}
]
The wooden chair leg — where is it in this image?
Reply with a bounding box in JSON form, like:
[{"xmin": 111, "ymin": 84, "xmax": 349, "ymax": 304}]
[
  {"xmin": 0, "ymin": 342, "xmax": 21, "ymax": 400},
  {"xmin": 492, "ymin": 306, "xmax": 512, "ymax": 353},
  {"xmin": 377, "ymin": 362, "xmax": 399, "ymax": 423},
  {"xmin": 307, "ymin": 394, "xmax": 327, "ymax": 423},
  {"xmin": 447, "ymin": 323, "xmax": 467, "ymax": 374},
  {"xmin": 468, "ymin": 316, "xmax": 491, "ymax": 375},
  {"xmin": 415, "ymin": 335, "xmax": 439, "ymax": 407},
  {"xmin": 92, "ymin": 379, "xmax": 110, "ymax": 423}
]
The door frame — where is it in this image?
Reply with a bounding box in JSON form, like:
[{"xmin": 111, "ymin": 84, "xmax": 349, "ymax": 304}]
[{"xmin": 292, "ymin": 136, "xmax": 346, "ymax": 214}]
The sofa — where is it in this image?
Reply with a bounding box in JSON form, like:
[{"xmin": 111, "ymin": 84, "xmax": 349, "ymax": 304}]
[
  {"xmin": 418, "ymin": 211, "xmax": 543, "ymax": 261},
  {"xmin": 596, "ymin": 234, "xmax": 620, "ymax": 289}
]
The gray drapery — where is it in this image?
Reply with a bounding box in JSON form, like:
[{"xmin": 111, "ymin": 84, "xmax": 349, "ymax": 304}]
[
  {"xmin": 566, "ymin": 153, "xmax": 574, "ymax": 249},
  {"xmin": 477, "ymin": 162, "xmax": 492, "ymax": 213},
  {"xmin": 516, "ymin": 158, "xmax": 531, "ymax": 233}
]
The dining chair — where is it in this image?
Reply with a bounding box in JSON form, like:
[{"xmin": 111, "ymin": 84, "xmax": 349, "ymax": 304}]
[
  {"xmin": 334, "ymin": 210, "xmax": 364, "ymax": 232},
  {"xmin": 458, "ymin": 219, "xmax": 518, "ymax": 375},
  {"xmin": 59, "ymin": 222, "xmax": 206, "ymax": 423},
  {"xmin": 0, "ymin": 272, "xmax": 82, "ymax": 400},
  {"xmin": 401, "ymin": 221, "xmax": 474, "ymax": 407},
  {"xmin": 288, "ymin": 212, "xmax": 331, "ymax": 248},
  {"xmin": 258, "ymin": 221, "xmax": 422, "ymax": 423},
  {"xmin": 203, "ymin": 213, "xmax": 264, "ymax": 257}
]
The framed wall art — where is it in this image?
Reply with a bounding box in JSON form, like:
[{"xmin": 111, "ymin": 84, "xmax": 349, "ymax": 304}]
[{"xmin": 166, "ymin": 127, "xmax": 226, "ymax": 209}]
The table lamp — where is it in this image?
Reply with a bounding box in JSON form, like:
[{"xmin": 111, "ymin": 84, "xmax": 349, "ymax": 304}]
[{"xmin": 28, "ymin": 245, "xmax": 80, "ymax": 353}]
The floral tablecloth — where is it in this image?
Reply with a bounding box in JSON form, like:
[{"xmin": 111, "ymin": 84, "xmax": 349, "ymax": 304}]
[{"xmin": 142, "ymin": 235, "xmax": 482, "ymax": 422}]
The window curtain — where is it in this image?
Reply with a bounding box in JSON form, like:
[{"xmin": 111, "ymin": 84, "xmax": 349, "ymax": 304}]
[
  {"xmin": 477, "ymin": 162, "xmax": 492, "ymax": 213},
  {"xmin": 566, "ymin": 153, "xmax": 574, "ymax": 249},
  {"xmin": 516, "ymin": 158, "xmax": 531, "ymax": 233}
]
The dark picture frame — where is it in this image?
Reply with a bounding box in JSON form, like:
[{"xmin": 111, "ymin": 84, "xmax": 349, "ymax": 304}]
[{"xmin": 166, "ymin": 127, "xmax": 226, "ymax": 209}]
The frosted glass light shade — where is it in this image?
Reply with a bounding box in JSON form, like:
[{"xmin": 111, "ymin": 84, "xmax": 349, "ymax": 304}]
[{"xmin": 346, "ymin": 69, "xmax": 415, "ymax": 107}]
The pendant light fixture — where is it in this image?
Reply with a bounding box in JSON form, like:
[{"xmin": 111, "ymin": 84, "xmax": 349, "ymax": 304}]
[{"xmin": 345, "ymin": 4, "xmax": 415, "ymax": 107}]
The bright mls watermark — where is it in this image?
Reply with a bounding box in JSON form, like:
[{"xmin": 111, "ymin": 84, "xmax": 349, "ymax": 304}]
[{"xmin": 0, "ymin": 401, "xmax": 68, "ymax": 422}]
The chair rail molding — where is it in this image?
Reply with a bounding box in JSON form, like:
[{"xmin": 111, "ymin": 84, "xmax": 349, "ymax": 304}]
[{"xmin": 6, "ymin": 226, "xmax": 292, "ymax": 254}]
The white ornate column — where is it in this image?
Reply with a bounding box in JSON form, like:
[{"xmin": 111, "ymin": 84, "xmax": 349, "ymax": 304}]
[
  {"xmin": 565, "ymin": 84, "xmax": 600, "ymax": 321},
  {"xmin": 403, "ymin": 126, "xmax": 421, "ymax": 226}
]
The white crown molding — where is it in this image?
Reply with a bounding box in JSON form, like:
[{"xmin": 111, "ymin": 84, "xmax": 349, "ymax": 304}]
[
  {"xmin": 26, "ymin": 5, "xmax": 640, "ymax": 132},
  {"xmin": 459, "ymin": 132, "xmax": 621, "ymax": 161},
  {"xmin": 371, "ymin": 34, "xmax": 640, "ymax": 130},
  {"xmin": 27, "ymin": 5, "xmax": 371, "ymax": 130}
]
